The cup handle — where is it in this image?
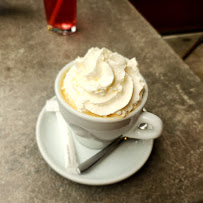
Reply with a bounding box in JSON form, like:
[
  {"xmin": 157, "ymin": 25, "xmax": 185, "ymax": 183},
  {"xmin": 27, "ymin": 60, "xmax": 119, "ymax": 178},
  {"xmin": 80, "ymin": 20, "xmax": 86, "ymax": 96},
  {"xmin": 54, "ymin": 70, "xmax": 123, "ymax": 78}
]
[{"xmin": 124, "ymin": 112, "xmax": 163, "ymax": 139}]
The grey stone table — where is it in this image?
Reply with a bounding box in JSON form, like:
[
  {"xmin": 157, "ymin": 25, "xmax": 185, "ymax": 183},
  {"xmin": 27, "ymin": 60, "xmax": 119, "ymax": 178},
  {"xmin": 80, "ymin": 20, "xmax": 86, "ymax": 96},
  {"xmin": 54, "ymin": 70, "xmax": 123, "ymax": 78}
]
[{"xmin": 0, "ymin": 0, "xmax": 202, "ymax": 202}]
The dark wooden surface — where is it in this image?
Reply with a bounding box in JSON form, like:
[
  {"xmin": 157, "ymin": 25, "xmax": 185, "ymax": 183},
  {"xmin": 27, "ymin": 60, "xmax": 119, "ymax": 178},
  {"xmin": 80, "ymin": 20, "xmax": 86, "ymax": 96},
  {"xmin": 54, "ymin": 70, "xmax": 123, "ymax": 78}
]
[{"xmin": 130, "ymin": 0, "xmax": 203, "ymax": 34}]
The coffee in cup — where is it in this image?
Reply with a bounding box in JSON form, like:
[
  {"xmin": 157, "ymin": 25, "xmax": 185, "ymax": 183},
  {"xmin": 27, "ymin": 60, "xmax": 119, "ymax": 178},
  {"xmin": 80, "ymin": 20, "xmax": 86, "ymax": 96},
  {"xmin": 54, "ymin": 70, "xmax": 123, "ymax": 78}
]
[
  {"xmin": 60, "ymin": 47, "xmax": 145, "ymax": 119},
  {"xmin": 55, "ymin": 48, "xmax": 163, "ymax": 149}
]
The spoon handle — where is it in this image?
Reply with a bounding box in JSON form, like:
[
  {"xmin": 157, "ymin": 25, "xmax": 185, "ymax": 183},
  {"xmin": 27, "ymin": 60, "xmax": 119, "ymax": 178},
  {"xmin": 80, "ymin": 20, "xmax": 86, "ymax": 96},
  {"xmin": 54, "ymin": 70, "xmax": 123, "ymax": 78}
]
[{"xmin": 76, "ymin": 137, "xmax": 124, "ymax": 174}]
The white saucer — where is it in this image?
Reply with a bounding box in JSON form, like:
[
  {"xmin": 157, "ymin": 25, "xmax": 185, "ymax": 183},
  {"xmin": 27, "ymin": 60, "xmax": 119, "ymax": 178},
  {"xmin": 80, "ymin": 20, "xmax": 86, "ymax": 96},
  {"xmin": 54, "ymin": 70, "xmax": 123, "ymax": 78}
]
[{"xmin": 36, "ymin": 103, "xmax": 154, "ymax": 186}]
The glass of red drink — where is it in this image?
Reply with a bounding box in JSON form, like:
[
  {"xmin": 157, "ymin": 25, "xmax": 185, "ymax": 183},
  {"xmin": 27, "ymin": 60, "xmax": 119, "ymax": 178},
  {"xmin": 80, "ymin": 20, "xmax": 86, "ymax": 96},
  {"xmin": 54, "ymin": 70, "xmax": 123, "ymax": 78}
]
[{"xmin": 43, "ymin": 0, "xmax": 77, "ymax": 35}]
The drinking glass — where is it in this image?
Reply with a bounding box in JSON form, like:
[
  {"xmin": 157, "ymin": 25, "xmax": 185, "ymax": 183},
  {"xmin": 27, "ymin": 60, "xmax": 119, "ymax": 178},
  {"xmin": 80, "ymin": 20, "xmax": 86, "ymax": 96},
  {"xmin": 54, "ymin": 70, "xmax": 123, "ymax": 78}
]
[{"xmin": 43, "ymin": 0, "xmax": 77, "ymax": 35}]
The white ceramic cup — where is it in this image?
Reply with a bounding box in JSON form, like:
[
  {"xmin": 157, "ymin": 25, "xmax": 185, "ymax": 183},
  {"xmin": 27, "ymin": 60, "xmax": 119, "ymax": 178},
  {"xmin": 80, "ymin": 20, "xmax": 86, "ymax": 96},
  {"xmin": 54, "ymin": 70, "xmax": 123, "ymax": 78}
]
[{"xmin": 55, "ymin": 63, "xmax": 163, "ymax": 149}]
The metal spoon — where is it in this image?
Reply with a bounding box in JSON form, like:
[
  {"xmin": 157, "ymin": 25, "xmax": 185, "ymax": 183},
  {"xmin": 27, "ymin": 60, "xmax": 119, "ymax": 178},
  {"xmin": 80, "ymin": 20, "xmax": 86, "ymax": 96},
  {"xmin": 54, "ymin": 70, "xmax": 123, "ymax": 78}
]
[{"xmin": 76, "ymin": 123, "xmax": 148, "ymax": 174}]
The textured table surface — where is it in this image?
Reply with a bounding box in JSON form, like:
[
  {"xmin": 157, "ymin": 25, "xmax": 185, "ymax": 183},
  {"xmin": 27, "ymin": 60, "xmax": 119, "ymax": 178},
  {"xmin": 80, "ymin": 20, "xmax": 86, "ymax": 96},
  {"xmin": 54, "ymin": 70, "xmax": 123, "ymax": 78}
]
[{"xmin": 0, "ymin": 0, "xmax": 202, "ymax": 202}]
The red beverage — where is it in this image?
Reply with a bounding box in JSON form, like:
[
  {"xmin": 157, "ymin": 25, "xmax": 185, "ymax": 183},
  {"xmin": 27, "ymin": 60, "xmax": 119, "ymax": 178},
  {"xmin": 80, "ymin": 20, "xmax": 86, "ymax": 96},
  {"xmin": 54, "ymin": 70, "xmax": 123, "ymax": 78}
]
[{"xmin": 43, "ymin": 0, "xmax": 77, "ymax": 35}]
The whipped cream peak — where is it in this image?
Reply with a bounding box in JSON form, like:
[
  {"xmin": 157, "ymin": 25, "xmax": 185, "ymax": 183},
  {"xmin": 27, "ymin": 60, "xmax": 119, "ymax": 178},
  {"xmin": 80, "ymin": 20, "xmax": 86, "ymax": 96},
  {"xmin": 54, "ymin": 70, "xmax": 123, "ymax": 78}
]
[
  {"xmin": 62, "ymin": 47, "xmax": 145, "ymax": 117},
  {"xmin": 74, "ymin": 48, "xmax": 114, "ymax": 93}
]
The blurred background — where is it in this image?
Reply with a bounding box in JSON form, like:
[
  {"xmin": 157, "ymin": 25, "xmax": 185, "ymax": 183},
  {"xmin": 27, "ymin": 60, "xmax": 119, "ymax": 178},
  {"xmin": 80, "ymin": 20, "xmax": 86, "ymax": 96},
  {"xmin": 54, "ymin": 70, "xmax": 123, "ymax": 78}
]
[
  {"xmin": 130, "ymin": 0, "xmax": 203, "ymax": 34},
  {"xmin": 130, "ymin": 0, "xmax": 203, "ymax": 80}
]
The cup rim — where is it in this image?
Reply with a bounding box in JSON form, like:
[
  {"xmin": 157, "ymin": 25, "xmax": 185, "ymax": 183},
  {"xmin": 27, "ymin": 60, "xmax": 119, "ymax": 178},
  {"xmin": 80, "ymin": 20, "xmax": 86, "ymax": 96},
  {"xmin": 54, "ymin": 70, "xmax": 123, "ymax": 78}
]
[{"xmin": 55, "ymin": 62, "xmax": 148, "ymax": 123}]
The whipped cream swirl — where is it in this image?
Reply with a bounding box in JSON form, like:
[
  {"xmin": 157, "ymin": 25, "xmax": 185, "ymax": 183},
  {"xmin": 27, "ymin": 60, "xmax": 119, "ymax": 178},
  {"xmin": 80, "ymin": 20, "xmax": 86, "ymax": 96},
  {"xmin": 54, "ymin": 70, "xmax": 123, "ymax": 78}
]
[{"xmin": 62, "ymin": 47, "xmax": 145, "ymax": 117}]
